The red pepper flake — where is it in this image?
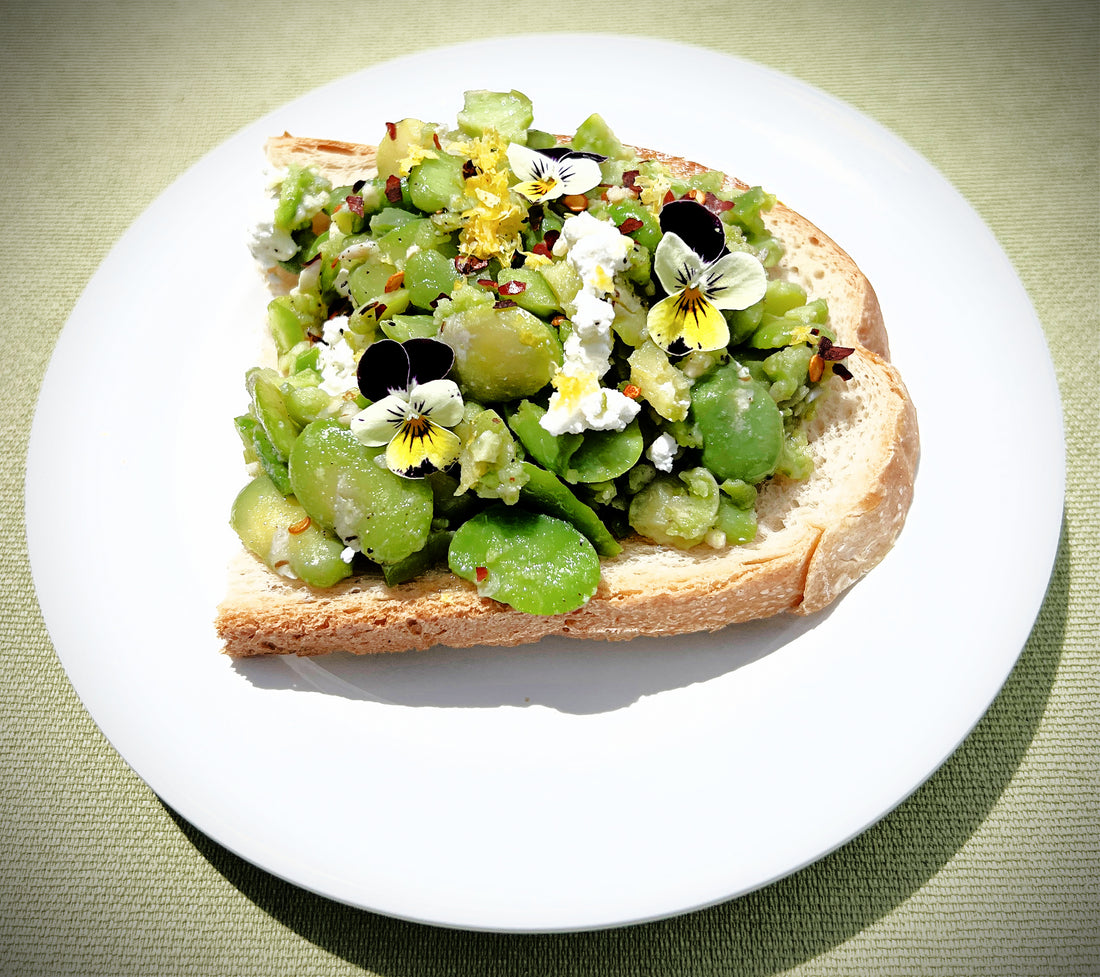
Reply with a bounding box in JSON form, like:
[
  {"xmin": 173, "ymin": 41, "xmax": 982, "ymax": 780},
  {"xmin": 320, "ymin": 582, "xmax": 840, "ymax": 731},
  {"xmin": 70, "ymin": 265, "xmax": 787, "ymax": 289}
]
[
  {"xmin": 384, "ymin": 174, "xmax": 402, "ymax": 203},
  {"xmin": 818, "ymin": 336, "xmax": 855, "ymax": 361},
  {"xmin": 477, "ymin": 278, "xmax": 499, "ymax": 290},
  {"xmin": 551, "ymin": 315, "xmax": 568, "ymax": 327},
  {"xmin": 385, "ymin": 121, "xmax": 397, "ymax": 140},
  {"xmin": 494, "ymin": 299, "xmax": 517, "ymax": 309},
  {"xmin": 432, "ymin": 132, "xmax": 442, "ymax": 150},
  {"xmin": 327, "ymin": 296, "xmax": 353, "ymax": 319},
  {"xmin": 702, "ymin": 191, "xmax": 735, "ymax": 214},
  {"xmin": 384, "ymin": 271, "xmax": 404, "ymax": 293},
  {"xmin": 617, "ymin": 216, "xmax": 644, "ymax": 235},
  {"xmin": 531, "ymin": 241, "xmax": 553, "ymax": 259},
  {"xmin": 454, "ymin": 254, "xmax": 489, "ymax": 274},
  {"xmin": 345, "ymin": 194, "xmax": 365, "ymax": 217},
  {"xmin": 475, "ymin": 566, "xmax": 488, "ymax": 583},
  {"xmin": 622, "ymin": 383, "xmax": 641, "ymax": 400},
  {"xmin": 288, "ymin": 516, "xmax": 312, "ymax": 535},
  {"xmin": 499, "ymin": 280, "xmax": 527, "ymax": 296},
  {"xmin": 662, "ymin": 189, "xmax": 676, "ymax": 205}
]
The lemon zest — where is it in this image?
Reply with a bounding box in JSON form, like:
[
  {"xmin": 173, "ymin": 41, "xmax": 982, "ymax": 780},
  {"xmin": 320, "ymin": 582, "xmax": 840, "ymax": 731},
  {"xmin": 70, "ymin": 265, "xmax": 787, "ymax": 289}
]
[
  {"xmin": 395, "ymin": 144, "xmax": 439, "ymax": 177},
  {"xmin": 454, "ymin": 131, "xmax": 525, "ymax": 262}
]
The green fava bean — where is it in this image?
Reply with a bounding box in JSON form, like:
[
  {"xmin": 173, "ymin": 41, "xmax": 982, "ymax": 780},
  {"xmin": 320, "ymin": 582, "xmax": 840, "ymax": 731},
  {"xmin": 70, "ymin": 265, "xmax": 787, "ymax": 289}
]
[
  {"xmin": 495, "ymin": 268, "xmax": 561, "ymax": 319},
  {"xmin": 456, "ymin": 90, "xmax": 533, "ymax": 142},
  {"xmin": 563, "ymin": 420, "xmax": 644, "ymax": 484},
  {"xmin": 230, "ymin": 473, "xmax": 352, "ymax": 588},
  {"xmin": 448, "ymin": 505, "xmax": 600, "ymax": 615},
  {"xmin": 408, "ymin": 152, "xmax": 466, "ymax": 213},
  {"xmin": 606, "ymin": 199, "xmax": 661, "ymax": 252},
  {"xmin": 519, "ymin": 462, "xmax": 621, "ymax": 557},
  {"xmin": 442, "ymin": 303, "xmax": 562, "ymax": 403},
  {"xmin": 404, "ymin": 249, "xmax": 456, "ymax": 310},
  {"xmin": 234, "ymin": 414, "xmax": 292, "ymax": 495},
  {"xmin": 714, "ymin": 496, "xmax": 758, "ymax": 546},
  {"xmin": 627, "ymin": 467, "xmax": 721, "ymax": 550},
  {"xmin": 508, "ymin": 400, "xmax": 581, "ymax": 478},
  {"xmin": 691, "ymin": 361, "xmax": 784, "ymax": 484},
  {"xmin": 380, "ymin": 313, "xmax": 439, "ymax": 342},
  {"xmin": 246, "ymin": 367, "xmax": 300, "ymax": 463},
  {"xmin": 288, "ymin": 419, "xmax": 433, "ymax": 565},
  {"xmin": 383, "ymin": 530, "xmax": 454, "ymax": 587}
]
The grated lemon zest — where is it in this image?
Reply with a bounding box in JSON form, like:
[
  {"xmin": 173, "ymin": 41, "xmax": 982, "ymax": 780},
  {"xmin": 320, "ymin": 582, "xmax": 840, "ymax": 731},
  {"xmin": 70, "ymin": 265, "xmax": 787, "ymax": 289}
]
[
  {"xmin": 395, "ymin": 144, "xmax": 439, "ymax": 177},
  {"xmin": 454, "ymin": 131, "xmax": 524, "ymax": 262}
]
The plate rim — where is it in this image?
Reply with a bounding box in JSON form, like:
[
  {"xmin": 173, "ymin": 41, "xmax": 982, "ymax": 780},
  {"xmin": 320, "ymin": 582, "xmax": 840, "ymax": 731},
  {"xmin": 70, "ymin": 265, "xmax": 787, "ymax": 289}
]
[{"xmin": 24, "ymin": 35, "xmax": 1065, "ymax": 933}]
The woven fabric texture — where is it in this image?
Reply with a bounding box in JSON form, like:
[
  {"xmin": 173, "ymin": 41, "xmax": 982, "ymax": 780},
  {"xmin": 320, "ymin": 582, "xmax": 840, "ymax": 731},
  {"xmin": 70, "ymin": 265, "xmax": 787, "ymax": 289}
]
[{"xmin": 2, "ymin": 1, "xmax": 1097, "ymax": 974}]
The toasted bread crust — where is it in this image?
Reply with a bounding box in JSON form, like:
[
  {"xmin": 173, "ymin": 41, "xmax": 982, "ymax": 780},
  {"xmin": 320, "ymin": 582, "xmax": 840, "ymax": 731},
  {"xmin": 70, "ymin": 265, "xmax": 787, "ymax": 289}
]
[{"xmin": 217, "ymin": 135, "xmax": 919, "ymax": 657}]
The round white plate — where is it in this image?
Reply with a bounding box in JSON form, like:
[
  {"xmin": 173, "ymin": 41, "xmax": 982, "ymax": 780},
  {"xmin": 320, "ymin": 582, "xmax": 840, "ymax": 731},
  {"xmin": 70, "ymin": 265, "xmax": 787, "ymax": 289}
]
[{"xmin": 26, "ymin": 36, "xmax": 1064, "ymax": 932}]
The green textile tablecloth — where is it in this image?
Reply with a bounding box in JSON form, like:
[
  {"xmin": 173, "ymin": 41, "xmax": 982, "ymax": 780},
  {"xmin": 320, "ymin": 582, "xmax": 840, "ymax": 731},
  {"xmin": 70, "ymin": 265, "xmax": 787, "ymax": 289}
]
[{"xmin": 2, "ymin": 0, "xmax": 1097, "ymax": 973}]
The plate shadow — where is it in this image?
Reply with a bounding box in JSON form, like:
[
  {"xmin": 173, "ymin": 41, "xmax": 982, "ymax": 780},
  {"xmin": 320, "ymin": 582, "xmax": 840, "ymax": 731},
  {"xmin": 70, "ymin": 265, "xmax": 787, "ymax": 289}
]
[
  {"xmin": 168, "ymin": 519, "xmax": 1073, "ymax": 974},
  {"xmin": 231, "ymin": 604, "xmax": 837, "ymax": 714}
]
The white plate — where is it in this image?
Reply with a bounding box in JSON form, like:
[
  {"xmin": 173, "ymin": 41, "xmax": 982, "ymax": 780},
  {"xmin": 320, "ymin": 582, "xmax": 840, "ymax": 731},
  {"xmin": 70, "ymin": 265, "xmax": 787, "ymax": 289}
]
[{"xmin": 26, "ymin": 36, "xmax": 1064, "ymax": 932}]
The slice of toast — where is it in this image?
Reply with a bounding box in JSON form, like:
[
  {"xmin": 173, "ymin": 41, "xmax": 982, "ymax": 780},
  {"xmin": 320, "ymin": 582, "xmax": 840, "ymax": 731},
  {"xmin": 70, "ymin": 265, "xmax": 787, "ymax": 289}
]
[{"xmin": 216, "ymin": 136, "xmax": 918, "ymax": 657}]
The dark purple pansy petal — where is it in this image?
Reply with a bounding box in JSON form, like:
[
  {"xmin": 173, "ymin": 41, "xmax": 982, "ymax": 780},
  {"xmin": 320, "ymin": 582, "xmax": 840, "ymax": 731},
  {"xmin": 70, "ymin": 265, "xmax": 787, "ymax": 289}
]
[
  {"xmin": 659, "ymin": 199, "xmax": 727, "ymax": 263},
  {"xmin": 404, "ymin": 337, "xmax": 455, "ymax": 386},
  {"xmin": 357, "ymin": 338, "xmax": 411, "ymax": 402},
  {"xmin": 538, "ymin": 147, "xmax": 608, "ymax": 164}
]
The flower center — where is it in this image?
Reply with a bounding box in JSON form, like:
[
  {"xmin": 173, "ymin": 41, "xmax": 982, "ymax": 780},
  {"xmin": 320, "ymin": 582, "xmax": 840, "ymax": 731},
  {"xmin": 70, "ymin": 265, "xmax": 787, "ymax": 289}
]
[
  {"xmin": 402, "ymin": 413, "xmax": 432, "ymax": 441},
  {"xmin": 530, "ymin": 176, "xmax": 558, "ymax": 198},
  {"xmin": 676, "ymin": 286, "xmax": 710, "ymax": 324}
]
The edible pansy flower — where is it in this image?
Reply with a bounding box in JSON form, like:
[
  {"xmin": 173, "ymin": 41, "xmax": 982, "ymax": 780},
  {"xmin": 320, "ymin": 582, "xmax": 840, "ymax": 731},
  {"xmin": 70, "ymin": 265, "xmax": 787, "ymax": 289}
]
[
  {"xmin": 646, "ymin": 199, "xmax": 767, "ymax": 356},
  {"xmin": 350, "ymin": 338, "xmax": 464, "ymax": 478},
  {"xmin": 506, "ymin": 143, "xmax": 605, "ymax": 203}
]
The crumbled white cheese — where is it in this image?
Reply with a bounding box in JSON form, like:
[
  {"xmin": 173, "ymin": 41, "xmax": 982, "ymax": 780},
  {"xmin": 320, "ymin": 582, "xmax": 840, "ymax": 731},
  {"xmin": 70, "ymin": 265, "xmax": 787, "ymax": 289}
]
[
  {"xmin": 248, "ymin": 221, "xmax": 298, "ymax": 266},
  {"xmin": 705, "ymin": 529, "xmax": 727, "ymax": 549},
  {"xmin": 295, "ymin": 189, "xmax": 330, "ymax": 227},
  {"xmin": 317, "ymin": 315, "xmax": 359, "ymax": 396},
  {"xmin": 647, "ymin": 432, "xmax": 679, "ymax": 473},
  {"xmin": 268, "ymin": 528, "xmax": 298, "ymax": 580},
  {"xmin": 542, "ymin": 371, "xmax": 640, "ymax": 437},
  {"xmin": 337, "ymin": 240, "xmax": 377, "ymax": 266},
  {"xmin": 333, "ymin": 476, "xmax": 365, "ymax": 553},
  {"xmin": 541, "ymin": 212, "xmax": 641, "ymax": 436},
  {"xmin": 332, "ymin": 266, "xmax": 351, "ymax": 298}
]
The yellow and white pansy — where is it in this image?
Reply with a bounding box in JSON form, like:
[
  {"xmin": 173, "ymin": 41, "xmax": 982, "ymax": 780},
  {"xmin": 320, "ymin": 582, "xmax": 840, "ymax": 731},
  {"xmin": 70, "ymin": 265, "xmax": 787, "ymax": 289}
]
[
  {"xmin": 506, "ymin": 143, "xmax": 604, "ymax": 203},
  {"xmin": 350, "ymin": 338, "xmax": 465, "ymax": 478},
  {"xmin": 646, "ymin": 199, "xmax": 768, "ymax": 356}
]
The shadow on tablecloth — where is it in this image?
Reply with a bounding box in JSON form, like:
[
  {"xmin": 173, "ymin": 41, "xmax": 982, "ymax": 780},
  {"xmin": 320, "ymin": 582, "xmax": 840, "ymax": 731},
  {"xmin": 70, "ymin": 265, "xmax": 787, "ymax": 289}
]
[{"xmin": 167, "ymin": 519, "xmax": 1072, "ymax": 975}]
